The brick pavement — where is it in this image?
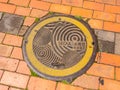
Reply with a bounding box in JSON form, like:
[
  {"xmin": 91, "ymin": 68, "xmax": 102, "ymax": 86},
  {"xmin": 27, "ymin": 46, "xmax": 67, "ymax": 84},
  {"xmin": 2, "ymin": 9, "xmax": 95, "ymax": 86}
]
[{"xmin": 0, "ymin": 0, "xmax": 120, "ymax": 90}]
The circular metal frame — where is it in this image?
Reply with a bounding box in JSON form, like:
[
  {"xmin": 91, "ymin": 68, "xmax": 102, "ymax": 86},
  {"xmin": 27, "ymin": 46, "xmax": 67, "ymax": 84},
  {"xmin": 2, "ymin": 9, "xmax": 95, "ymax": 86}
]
[{"xmin": 22, "ymin": 14, "xmax": 97, "ymax": 81}]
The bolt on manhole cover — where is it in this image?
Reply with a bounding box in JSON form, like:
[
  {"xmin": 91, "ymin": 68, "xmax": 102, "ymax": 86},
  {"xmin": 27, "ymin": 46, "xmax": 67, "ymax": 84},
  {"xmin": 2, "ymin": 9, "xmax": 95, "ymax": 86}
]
[{"xmin": 22, "ymin": 14, "xmax": 97, "ymax": 81}]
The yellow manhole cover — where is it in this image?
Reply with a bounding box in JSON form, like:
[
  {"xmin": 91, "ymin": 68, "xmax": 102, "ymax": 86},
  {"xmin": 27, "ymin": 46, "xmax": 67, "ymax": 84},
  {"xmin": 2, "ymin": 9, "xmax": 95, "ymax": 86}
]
[{"xmin": 22, "ymin": 14, "xmax": 97, "ymax": 81}]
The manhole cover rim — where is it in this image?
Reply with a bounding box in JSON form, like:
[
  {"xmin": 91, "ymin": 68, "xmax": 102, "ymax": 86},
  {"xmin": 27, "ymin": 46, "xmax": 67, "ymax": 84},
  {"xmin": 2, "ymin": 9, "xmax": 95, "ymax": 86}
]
[{"xmin": 22, "ymin": 14, "xmax": 98, "ymax": 81}]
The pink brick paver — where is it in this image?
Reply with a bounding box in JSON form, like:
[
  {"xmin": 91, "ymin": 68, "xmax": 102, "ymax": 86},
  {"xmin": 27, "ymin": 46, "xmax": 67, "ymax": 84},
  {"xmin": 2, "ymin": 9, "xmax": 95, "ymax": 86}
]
[
  {"xmin": 0, "ymin": 56, "xmax": 19, "ymax": 71},
  {"xmin": 0, "ymin": 44, "xmax": 13, "ymax": 57},
  {"xmin": 3, "ymin": 34, "xmax": 23, "ymax": 47},
  {"xmin": 87, "ymin": 63, "xmax": 114, "ymax": 79},
  {"xmin": 72, "ymin": 74, "xmax": 99, "ymax": 89},
  {"xmin": 17, "ymin": 61, "xmax": 31, "ymax": 75},
  {"xmin": 56, "ymin": 83, "xmax": 83, "ymax": 90},
  {"xmin": 0, "ymin": 84, "xmax": 9, "ymax": 90},
  {"xmin": 28, "ymin": 77, "xmax": 56, "ymax": 90},
  {"xmin": 0, "ymin": 71, "xmax": 29, "ymax": 89},
  {"xmin": 23, "ymin": 17, "xmax": 35, "ymax": 26},
  {"xmin": 11, "ymin": 47, "xmax": 23, "ymax": 60}
]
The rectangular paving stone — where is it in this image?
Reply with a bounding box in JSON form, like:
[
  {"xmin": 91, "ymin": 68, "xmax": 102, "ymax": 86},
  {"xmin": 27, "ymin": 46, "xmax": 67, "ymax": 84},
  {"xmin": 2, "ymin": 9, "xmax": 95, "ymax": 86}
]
[
  {"xmin": 50, "ymin": 4, "xmax": 71, "ymax": 14},
  {"xmin": 105, "ymin": 4, "xmax": 120, "ymax": 14},
  {"xmin": 29, "ymin": 0, "xmax": 51, "ymax": 11},
  {"xmin": 116, "ymin": 67, "xmax": 120, "ymax": 80},
  {"xmin": 83, "ymin": 1, "xmax": 104, "ymax": 11},
  {"xmin": 9, "ymin": 0, "xmax": 30, "ymax": 7},
  {"xmin": 95, "ymin": 30, "xmax": 115, "ymax": 42},
  {"xmin": 72, "ymin": 74, "xmax": 99, "ymax": 89},
  {"xmin": 0, "ymin": 71, "xmax": 29, "ymax": 89},
  {"xmin": 100, "ymin": 52, "xmax": 120, "ymax": 67},
  {"xmin": 3, "ymin": 34, "xmax": 23, "ymax": 47},
  {"xmin": 115, "ymin": 33, "xmax": 120, "ymax": 55},
  {"xmin": 71, "ymin": 7, "xmax": 93, "ymax": 18},
  {"xmin": 28, "ymin": 77, "xmax": 56, "ymax": 90},
  {"xmin": 0, "ymin": 0, "xmax": 8, "ymax": 3},
  {"xmin": 104, "ymin": 22, "xmax": 120, "ymax": 32},
  {"xmin": 30, "ymin": 9, "xmax": 48, "ymax": 18},
  {"xmin": 0, "ymin": 56, "xmax": 19, "ymax": 71},
  {"xmin": 0, "ymin": 13, "xmax": 24, "ymax": 35},
  {"xmin": 0, "ymin": 44, "xmax": 13, "ymax": 57},
  {"xmin": 0, "ymin": 3, "xmax": 16, "ymax": 13},
  {"xmin": 15, "ymin": 7, "xmax": 31, "ymax": 16},
  {"xmin": 88, "ymin": 19, "xmax": 103, "ymax": 29},
  {"xmin": 17, "ymin": 61, "xmax": 31, "ymax": 75},
  {"xmin": 100, "ymin": 78, "xmax": 120, "ymax": 90},
  {"xmin": 98, "ymin": 40, "xmax": 115, "ymax": 53},
  {"xmin": 93, "ymin": 11, "xmax": 116, "ymax": 22},
  {"xmin": 87, "ymin": 63, "xmax": 114, "ymax": 79},
  {"xmin": 95, "ymin": 0, "xmax": 116, "ymax": 5},
  {"xmin": 0, "ymin": 84, "xmax": 9, "ymax": 90},
  {"xmin": 11, "ymin": 47, "xmax": 23, "ymax": 60},
  {"xmin": 62, "ymin": 0, "xmax": 83, "ymax": 7},
  {"xmin": 57, "ymin": 83, "xmax": 83, "ymax": 90}
]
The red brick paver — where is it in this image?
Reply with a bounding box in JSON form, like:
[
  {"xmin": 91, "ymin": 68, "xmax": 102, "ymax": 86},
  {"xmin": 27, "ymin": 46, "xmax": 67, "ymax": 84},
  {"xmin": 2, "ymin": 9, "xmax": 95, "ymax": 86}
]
[
  {"xmin": 104, "ymin": 22, "xmax": 120, "ymax": 32},
  {"xmin": 72, "ymin": 74, "xmax": 99, "ymax": 89},
  {"xmin": 100, "ymin": 78, "xmax": 120, "ymax": 90},
  {"xmin": 57, "ymin": 83, "xmax": 83, "ymax": 90},
  {"xmin": 50, "ymin": 4, "xmax": 71, "ymax": 14},
  {"xmin": 17, "ymin": 61, "xmax": 30, "ymax": 75},
  {"xmin": 87, "ymin": 63, "xmax": 114, "ymax": 79},
  {"xmin": 62, "ymin": 0, "xmax": 83, "ymax": 7},
  {"xmin": 0, "ymin": 3, "xmax": 16, "ymax": 13},
  {"xmin": 0, "ymin": 0, "xmax": 8, "ymax": 3},
  {"xmin": 0, "ymin": 71, "xmax": 29, "ymax": 89},
  {"xmin": 88, "ymin": 19, "xmax": 103, "ymax": 29},
  {"xmin": 29, "ymin": 0, "xmax": 51, "ymax": 11},
  {"xmin": 71, "ymin": 7, "xmax": 93, "ymax": 18},
  {"xmin": 9, "ymin": 0, "xmax": 30, "ymax": 7},
  {"xmin": 99, "ymin": 52, "xmax": 120, "ymax": 67},
  {"xmin": 116, "ymin": 67, "xmax": 120, "ymax": 80},
  {"xmin": 0, "ymin": 56, "xmax": 19, "ymax": 71},
  {"xmin": 93, "ymin": 11, "xmax": 116, "ymax": 22},
  {"xmin": 83, "ymin": 1, "xmax": 104, "ymax": 11},
  {"xmin": 3, "ymin": 34, "xmax": 23, "ymax": 47},
  {"xmin": 105, "ymin": 5, "xmax": 120, "ymax": 14},
  {"xmin": 15, "ymin": 7, "xmax": 31, "ymax": 16},
  {"xmin": 95, "ymin": 0, "xmax": 116, "ymax": 5},
  {"xmin": 28, "ymin": 77, "xmax": 56, "ymax": 90}
]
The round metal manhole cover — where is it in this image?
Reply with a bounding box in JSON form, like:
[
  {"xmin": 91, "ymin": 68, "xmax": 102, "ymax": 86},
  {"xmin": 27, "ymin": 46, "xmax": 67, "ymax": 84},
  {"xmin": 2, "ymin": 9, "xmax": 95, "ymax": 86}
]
[{"xmin": 22, "ymin": 14, "xmax": 97, "ymax": 81}]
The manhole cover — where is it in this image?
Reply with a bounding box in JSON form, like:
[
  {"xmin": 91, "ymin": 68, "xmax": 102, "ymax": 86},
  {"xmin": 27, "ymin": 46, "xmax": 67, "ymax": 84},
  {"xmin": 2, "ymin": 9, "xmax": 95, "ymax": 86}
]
[{"xmin": 23, "ymin": 14, "xmax": 97, "ymax": 81}]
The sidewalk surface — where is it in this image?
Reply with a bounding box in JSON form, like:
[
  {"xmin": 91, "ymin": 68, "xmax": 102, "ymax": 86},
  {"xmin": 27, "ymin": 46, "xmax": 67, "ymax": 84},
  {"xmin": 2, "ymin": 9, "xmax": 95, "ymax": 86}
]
[{"xmin": 0, "ymin": 0, "xmax": 120, "ymax": 90}]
